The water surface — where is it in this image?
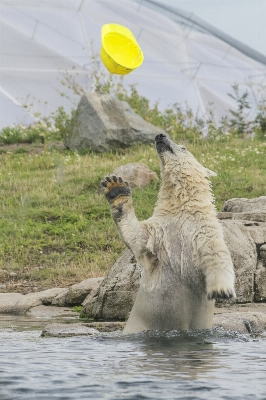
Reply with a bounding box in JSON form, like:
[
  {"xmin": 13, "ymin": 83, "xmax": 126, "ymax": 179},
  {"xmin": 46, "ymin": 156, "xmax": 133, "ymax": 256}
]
[{"xmin": 0, "ymin": 323, "xmax": 265, "ymax": 400}]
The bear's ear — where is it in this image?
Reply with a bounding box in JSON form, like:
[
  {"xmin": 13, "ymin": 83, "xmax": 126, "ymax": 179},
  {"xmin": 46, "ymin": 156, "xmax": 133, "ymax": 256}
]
[{"xmin": 205, "ymin": 167, "xmax": 217, "ymax": 177}]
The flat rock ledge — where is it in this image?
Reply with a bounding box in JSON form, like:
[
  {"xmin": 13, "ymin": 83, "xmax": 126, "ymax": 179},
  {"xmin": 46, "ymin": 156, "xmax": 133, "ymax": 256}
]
[
  {"xmin": 40, "ymin": 308, "xmax": 266, "ymax": 337},
  {"xmin": 41, "ymin": 323, "xmax": 99, "ymax": 337},
  {"xmin": 41, "ymin": 321, "xmax": 125, "ymax": 337},
  {"xmin": 213, "ymin": 312, "xmax": 266, "ymax": 335}
]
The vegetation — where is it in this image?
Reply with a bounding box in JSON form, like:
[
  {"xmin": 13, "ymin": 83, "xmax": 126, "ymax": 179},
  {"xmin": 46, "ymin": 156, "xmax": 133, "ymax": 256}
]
[{"xmin": 0, "ymin": 68, "xmax": 265, "ymax": 292}]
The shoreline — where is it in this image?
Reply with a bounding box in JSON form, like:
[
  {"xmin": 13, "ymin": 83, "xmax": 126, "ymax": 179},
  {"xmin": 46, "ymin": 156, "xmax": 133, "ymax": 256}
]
[{"xmin": 0, "ymin": 302, "xmax": 265, "ymax": 337}]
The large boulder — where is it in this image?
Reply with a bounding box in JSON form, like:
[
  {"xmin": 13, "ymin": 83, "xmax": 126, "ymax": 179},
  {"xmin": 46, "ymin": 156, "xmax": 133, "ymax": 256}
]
[
  {"xmin": 64, "ymin": 93, "xmax": 165, "ymax": 152},
  {"xmin": 112, "ymin": 163, "xmax": 159, "ymax": 188},
  {"xmin": 81, "ymin": 249, "xmax": 140, "ymax": 320}
]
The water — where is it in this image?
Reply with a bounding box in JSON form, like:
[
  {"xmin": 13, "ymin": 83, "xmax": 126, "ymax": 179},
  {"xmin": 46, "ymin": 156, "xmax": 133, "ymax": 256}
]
[{"xmin": 0, "ymin": 324, "xmax": 265, "ymax": 400}]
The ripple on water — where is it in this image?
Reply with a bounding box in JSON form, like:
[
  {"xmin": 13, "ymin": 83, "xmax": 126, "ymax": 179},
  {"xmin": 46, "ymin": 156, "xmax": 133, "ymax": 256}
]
[{"xmin": 0, "ymin": 328, "xmax": 265, "ymax": 400}]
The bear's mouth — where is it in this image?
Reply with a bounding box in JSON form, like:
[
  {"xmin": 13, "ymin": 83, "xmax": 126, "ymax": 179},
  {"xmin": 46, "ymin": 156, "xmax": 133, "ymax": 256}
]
[{"xmin": 155, "ymin": 134, "xmax": 174, "ymax": 154}]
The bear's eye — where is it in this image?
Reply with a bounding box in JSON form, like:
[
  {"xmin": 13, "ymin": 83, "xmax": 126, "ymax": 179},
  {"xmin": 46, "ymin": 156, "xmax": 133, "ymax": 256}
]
[{"xmin": 180, "ymin": 146, "xmax": 186, "ymax": 152}]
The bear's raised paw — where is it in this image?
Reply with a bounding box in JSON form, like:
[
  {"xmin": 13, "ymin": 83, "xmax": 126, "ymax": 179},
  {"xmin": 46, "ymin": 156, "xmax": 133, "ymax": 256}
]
[{"xmin": 101, "ymin": 175, "xmax": 131, "ymax": 205}]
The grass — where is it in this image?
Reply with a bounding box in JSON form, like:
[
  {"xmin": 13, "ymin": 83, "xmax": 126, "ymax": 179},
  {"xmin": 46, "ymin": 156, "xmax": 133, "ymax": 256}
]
[
  {"xmin": 0, "ymin": 75, "xmax": 265, "ymax": 291},
  {"xmin": 0, "ymin": 135, "xmax": 265, "ymax": 292}
]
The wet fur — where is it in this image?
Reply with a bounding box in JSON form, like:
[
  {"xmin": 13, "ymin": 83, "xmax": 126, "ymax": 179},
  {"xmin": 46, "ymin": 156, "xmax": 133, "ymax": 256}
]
[{"xmin": 101, "ymin": 135, "xmax": 236, "ymax": 334}]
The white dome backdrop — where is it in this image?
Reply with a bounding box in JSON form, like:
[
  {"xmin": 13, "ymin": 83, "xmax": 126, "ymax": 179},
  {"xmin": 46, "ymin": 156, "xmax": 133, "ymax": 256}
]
[{"xmin": 0, "ymin": 0, "xmax": 266, "ymax": 129}]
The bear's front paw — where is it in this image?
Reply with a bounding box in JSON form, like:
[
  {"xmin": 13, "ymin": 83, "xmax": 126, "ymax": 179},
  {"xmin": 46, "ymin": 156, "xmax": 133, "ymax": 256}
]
[
  {"xmin": 101, "ymin": 175, "xmax": 131, "ymax": 205},
  {"xmin": 207, "ymin": 288, "xmax": 236, "ymax": 301}
]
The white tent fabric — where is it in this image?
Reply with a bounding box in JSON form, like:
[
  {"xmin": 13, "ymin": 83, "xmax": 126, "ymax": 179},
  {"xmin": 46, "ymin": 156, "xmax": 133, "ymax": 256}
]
[{"xmin": 0, "ymin": 0, "xmax": 265, "ymax": 129}]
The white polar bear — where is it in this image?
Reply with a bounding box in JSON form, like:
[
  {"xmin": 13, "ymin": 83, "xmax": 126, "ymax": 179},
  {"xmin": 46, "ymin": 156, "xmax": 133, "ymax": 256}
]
[{"xmin": 101, "ymin": 134, "xmax": 236, "ymax": 334}]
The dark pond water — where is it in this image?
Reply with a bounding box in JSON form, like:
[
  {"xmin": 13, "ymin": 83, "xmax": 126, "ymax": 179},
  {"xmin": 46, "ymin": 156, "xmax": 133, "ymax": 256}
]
[{"xmin": 0, "ymin": 321, "xmax": 265, "ymax": 400}]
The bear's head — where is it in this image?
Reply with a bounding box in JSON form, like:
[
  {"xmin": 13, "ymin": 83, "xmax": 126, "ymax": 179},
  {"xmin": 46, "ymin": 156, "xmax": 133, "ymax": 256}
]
[{"xmin": 154, "ymin": 134, "xmax": 216, "ymax": 213}]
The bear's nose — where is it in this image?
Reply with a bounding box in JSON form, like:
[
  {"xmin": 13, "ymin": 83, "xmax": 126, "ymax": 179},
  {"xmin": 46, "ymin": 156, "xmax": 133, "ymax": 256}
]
[{"xmin": 155, "ymin": 134, "xmax": 166, "ymax": 142}]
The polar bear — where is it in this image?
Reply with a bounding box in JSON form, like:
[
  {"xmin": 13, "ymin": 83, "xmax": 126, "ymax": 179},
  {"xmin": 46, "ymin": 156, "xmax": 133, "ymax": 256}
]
[{"xmin": 101, "ymin": 134, "xmax": 236, "ymax": 334}]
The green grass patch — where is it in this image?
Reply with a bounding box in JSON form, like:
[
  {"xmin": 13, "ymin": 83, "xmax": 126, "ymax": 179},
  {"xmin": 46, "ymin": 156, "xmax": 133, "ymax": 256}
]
[{"xmin": 0, "ymin": 136, "xmax": 265, "ymax": 290}]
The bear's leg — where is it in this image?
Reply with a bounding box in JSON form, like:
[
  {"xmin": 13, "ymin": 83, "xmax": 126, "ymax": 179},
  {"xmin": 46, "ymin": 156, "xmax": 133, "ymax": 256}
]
[
  {"xmin": 101, "ymin": 175, "xmax": 148, "ymax": 257},
  {"xmin": 200, "ymin": 241, "xmax": 236, "ymax": 301}
]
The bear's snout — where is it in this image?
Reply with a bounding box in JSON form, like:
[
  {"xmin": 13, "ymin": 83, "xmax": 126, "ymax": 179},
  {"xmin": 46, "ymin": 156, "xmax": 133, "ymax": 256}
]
[
  {"xmin": 155, "ymin": 133, "xmax": 167, "ymax": 142},
  {"xmin": 155, "ymin": 134, "xmax": 173, "ymax": 154}
]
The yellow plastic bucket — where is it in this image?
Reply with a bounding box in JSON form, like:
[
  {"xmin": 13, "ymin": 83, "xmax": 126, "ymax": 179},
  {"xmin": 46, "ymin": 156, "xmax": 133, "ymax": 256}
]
[{"xmin": 100, "ymin": 23, "xmax": 144, "ymax": 75}]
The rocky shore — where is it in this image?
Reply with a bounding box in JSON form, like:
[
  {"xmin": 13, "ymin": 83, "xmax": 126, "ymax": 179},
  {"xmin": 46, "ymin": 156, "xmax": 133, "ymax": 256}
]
[{"xmin": 0, "ymin": 196, "xmax": 265, "ymax": 337}]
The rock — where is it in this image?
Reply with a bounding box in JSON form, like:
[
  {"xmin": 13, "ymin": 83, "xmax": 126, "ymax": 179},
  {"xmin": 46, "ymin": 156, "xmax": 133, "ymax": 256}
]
[
  {"xmin": 213, "ymin": 312, "xmax": 266, "ymax": 334},
  {"xmin": 66, "ymin": 277, "xmax": 104, "ymax": 306},
  {"xmin": 64, "ymin": 93, "xmax": 165, "ymax": 152},
  {"xmin": 223, "ymin": 196, "xmax": 266, "ymax": 213},
  {"xmin": 232, "ymin": 211, "xmax": 266, "ymax": 223},
  {"xmin": 51, "ymin": 278, "xmax": 104, "ymax": 307},
  {"xmin": 260, "ymin": 244, "xmax": 266, "ymax": 261},
  {"xmin": 39, "ymin": 288, "xmax": 67, "ymax": 305},
  {"xmin": 0, "ymin": 293, "xmax": 24, "ymax": 313},
  {"xmin": 244, "ymin": 224, "xmax": 266, "ymax": 245},
  {"xmin": 221, "ymin": 220, "xmax": 257, "ymax": 302},
  {"xmin": 217, "ymin": 212, "xmax": 233, "ymax": 220},
  {"xmin": 82, "ymin": 249, "xmax": 140, "ymax": 320},
  {"xmin": 27, "ymin": 305, "xmax": 79, "ymax": 318},
  {"xmin": 0, "ymin": 288, "xmax": 66, "ymax": 314},
  {"xmin": 41, "ymin": 323, "xmax": 99, "ymax": 337},
  {"xmin": 112, "ymin": 163, "xmax": 158, "ymax": 188},
  {"xmin": 50, "ymin": 288, "xmax": 68, "ymax": 307},
  {"xmin": 85, "ymin": 321, "xmax": 125, "ymax": 332},
  {"xmin": 254, "ymin": 261, "xmax": 266, "ymax": 302}
]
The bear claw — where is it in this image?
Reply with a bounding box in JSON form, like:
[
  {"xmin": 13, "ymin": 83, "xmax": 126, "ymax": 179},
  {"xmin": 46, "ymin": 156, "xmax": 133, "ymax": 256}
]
[
  {"xmin": 101, "ymin": 175, "xmax": 131, "ymax": 204},
  {"xmin": 207, "ymin": 289, "xmax": 236, "ymax": 301}
]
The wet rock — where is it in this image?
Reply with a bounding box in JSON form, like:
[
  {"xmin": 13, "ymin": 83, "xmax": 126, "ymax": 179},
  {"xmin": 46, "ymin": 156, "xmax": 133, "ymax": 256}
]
[
  {"xmin": 41, "ymin": 323, "xmax": 99, "ymax": 337},
  {"xmin": 64, "ymin": 93, "xmax": 164, "ymax": 152},
  {"xmin": 85, "ymin": 321, "xmax": 125, "ymax": 332},
  {"xmin": 82, "ymin": 249, "xmax": 140, "ymax": 320},
  {"xmin": 213, "ymin": 312, "xmax": 266, "ymax": 334},
  {"xmin": 221, "ymin": 220, "xmax": 257, "ymax": 302},
  {"xmin": 223, "ymin": 196, "xmax": 266, "ymax": 213},
  {"xmin": 112, "ymin": 163, "xmax": 158, "ymax": 188}
]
